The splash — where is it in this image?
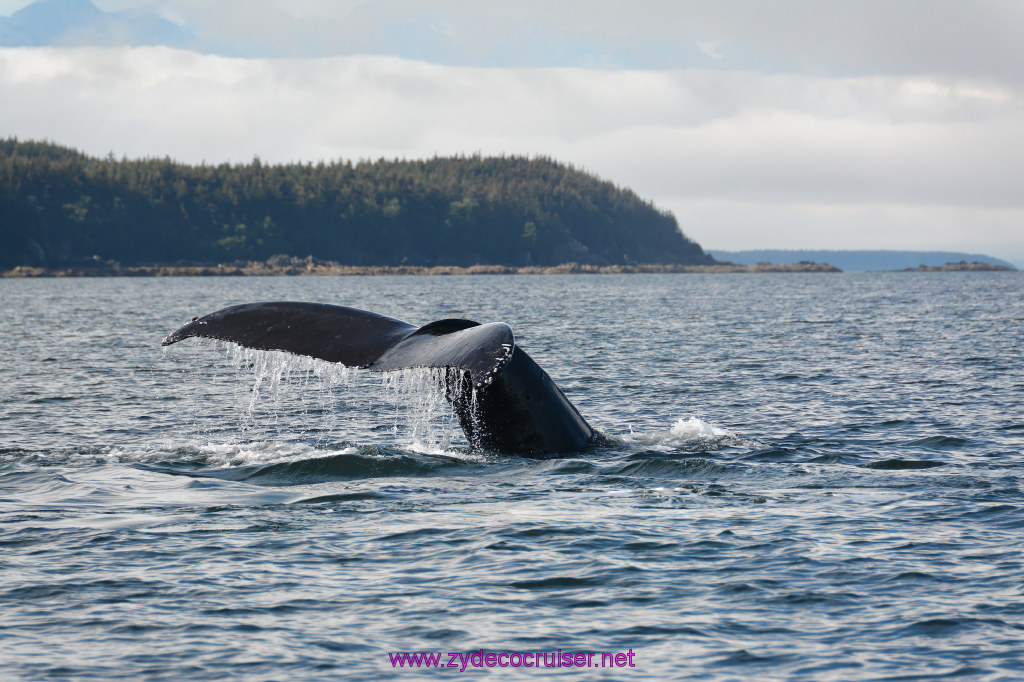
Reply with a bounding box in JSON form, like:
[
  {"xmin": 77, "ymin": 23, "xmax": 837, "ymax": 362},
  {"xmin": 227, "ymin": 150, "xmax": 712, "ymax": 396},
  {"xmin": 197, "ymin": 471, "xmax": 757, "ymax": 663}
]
[
  {"xmin": 222, "ymin": 344, "xmax": 382, "ymax": 443},
  {"xmin": 226, "ymin": 344, "xmax": 362, "ymax": 414},
  {"xmin": 669, "ymin": 417, "xmax": 733, "ymax": 440},
  {"xmin": 380, "ymin": 367, "xmax": 477, "ymax": 455},
  {"xmin": 617, "ymin": 415, "xmax": 737, "ymax": 451},
  {"xmin": 166, "ymin": 341, "xmax": 483, "ymax": 458}
]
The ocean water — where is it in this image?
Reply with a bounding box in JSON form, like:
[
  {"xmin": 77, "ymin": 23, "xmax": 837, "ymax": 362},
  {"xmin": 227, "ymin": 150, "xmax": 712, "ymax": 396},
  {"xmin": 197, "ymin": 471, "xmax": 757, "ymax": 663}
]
[{"xmin": 1, "ymin": 272, "xmax": 1022, "ymax": 680}]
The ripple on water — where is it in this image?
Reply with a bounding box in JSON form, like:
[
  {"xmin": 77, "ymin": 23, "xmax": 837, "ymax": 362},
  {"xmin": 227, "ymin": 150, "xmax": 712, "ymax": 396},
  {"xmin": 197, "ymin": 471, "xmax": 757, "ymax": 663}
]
[{"xmin": 1, "ymin": 273, "xmax": 1023, "ymax": 679}]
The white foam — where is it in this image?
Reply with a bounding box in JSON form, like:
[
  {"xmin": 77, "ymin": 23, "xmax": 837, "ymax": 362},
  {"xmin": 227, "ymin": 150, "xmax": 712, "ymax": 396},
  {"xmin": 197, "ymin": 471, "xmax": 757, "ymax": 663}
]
[
  {"xmin": 193, "ymin": 441, "xmax": 358, "ymax": 468},
  {"xmin": 615, "ymin": 415, "xmax": 737, "ymax": 450},
  {"xmin": 669, "ymin": 417, "xmax": 733, "ymax": 440}
]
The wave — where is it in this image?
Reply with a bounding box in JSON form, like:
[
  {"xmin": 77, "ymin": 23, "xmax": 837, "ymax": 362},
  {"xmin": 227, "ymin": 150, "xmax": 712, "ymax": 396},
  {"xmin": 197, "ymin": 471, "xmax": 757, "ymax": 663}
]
[
  {"xmin": 2, "ymin": 412, "xmax": 744, "ymax": 488},
  {"xmin": 906, "ymin": 435, "xmax": 971, "ymax": 449},
  {"xmin": 611, "ymin": 457, "xmax": 733, "ymax": 478},
  {"xmin": 863, "ymin": 459, "xmax": 945, "ymax": 470}
]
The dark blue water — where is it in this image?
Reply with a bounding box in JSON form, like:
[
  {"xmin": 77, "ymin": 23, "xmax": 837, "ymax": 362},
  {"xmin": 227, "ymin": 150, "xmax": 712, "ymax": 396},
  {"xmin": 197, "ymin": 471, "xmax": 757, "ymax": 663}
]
[{"xmin": 1, "ymin": 272, "xmax": 1022, "ymax": 680}]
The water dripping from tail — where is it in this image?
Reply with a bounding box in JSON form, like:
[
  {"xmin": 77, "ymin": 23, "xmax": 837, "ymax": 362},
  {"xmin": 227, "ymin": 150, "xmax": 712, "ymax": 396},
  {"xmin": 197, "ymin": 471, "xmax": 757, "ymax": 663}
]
[
  {"xmin": 221, "ymin": 344, "xmax": 377, "ymax": 446},
  {"xmin": 380, "ymin": 367, "xmax": 482, "ymax": 457}
]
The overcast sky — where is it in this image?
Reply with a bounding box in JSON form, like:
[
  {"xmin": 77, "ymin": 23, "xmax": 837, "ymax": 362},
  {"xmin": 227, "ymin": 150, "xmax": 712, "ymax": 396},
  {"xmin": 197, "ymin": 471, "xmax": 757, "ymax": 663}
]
[{"xmin": 2, "ymin": 0, "xmax": 1022, "ymax": 263}]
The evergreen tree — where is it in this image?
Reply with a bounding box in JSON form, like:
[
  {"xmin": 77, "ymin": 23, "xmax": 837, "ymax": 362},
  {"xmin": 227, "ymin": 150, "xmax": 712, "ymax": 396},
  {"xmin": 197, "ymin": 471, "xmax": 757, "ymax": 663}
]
[{"xmin": 0, "ymin": 138, "xmax": 714, "ymax": 268}]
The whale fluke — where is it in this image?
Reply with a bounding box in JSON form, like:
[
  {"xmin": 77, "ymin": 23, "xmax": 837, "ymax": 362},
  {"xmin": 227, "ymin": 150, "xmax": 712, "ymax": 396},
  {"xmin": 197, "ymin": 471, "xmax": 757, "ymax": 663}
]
[{"xmin": 163, "ymin": 302, "xmax": 595, "ymax": 456}]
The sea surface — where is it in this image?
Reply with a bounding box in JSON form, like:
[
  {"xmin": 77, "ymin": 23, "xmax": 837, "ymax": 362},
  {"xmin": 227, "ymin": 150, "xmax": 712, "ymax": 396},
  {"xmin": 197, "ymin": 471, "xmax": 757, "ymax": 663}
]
[{"xmin": 1, "ymin": 272, "xmax": 1022, "ymax": 680}]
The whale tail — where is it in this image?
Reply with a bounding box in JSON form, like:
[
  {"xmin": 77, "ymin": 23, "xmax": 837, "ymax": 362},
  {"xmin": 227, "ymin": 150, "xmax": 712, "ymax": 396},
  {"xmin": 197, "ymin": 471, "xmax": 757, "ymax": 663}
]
[{"xmin": 163, "ymin": 302, "xmax": 595, "ymax": 456}]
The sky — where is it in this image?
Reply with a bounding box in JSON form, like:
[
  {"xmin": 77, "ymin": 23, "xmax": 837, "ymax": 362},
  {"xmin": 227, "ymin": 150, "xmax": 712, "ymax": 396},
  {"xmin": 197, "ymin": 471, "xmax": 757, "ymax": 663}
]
[{"xmin": 1, "ymin": 0, "xmax": 1023, "ymax": 264}]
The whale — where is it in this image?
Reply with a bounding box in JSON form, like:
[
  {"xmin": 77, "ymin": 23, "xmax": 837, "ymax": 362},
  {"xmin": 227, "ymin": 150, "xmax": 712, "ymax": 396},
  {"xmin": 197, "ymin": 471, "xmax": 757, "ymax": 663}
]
[{"xmin": 162, "ymin": 302, "xmax": 596, "ymax": 456}]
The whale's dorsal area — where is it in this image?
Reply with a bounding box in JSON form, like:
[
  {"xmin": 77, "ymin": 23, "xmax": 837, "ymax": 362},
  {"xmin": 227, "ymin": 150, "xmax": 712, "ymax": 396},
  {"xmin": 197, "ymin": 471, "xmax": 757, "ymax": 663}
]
[{"xmin": 162, "ymin": 302, "xmax": 595, "ymax": 456}]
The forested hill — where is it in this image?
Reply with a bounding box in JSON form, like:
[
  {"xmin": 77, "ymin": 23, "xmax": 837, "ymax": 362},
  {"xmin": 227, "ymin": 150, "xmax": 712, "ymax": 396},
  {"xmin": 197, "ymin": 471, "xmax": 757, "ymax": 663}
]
[{"xmin": 0, "ymin": 139, "xmax": 714, "ymax": 269}]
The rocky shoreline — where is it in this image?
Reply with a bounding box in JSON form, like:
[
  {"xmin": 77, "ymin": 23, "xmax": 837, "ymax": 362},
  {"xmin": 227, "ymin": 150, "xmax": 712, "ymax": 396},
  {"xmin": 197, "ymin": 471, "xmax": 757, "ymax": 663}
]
[
  {"xmin": 6, "ymin": 258, "xmax": 1016, "ymax": 278},
  {"xmin": 2, "ymin": 258, "xmax": 842, "ymax": 277}
]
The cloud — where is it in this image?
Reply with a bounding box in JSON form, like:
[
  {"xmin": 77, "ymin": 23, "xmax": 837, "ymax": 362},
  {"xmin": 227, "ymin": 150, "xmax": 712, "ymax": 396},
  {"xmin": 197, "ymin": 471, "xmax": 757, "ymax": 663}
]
[
  {"xmin": 168, "ymin": 1, "xmax": 1024, "ymax": 80},
  {"xmin": 1, "ymin": 46, "xmax": 1022, "ymax": 261},
  {"xmin": 4, "ymin": 0, "xmax": 1020, "ymax": 80}
]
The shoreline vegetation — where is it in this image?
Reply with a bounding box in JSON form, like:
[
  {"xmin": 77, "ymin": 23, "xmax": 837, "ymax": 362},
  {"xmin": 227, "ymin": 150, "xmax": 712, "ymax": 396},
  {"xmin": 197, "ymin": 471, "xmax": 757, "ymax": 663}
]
[
  {"xmin": 2, "ymin": 139, "xmax": 714, "ymax": 270},
  {"xmin": 2, "ymin": 257, "xmax": 842, "ymax": 277}
]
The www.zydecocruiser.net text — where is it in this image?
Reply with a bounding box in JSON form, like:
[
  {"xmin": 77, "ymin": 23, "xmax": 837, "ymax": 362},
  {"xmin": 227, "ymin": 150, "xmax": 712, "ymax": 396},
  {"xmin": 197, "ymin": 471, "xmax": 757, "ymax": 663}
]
[{"xmin": 388, "ymin": 649, "xmax": 637, "ymax": 670}]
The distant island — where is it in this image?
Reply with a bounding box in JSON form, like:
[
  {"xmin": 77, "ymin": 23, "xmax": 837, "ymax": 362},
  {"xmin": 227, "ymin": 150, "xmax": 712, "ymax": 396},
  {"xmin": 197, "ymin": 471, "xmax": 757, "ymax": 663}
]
[
  {"xmin": 711, "ymin": 249, "xmax": 1017, "ymax": 272},
  {"xmin": 897, "ymin": 261, "xmax": 1015, "ymax": 272},
  {"xmin": 0, "ymin": 138, "xmax": 715, "ymax": 270}
]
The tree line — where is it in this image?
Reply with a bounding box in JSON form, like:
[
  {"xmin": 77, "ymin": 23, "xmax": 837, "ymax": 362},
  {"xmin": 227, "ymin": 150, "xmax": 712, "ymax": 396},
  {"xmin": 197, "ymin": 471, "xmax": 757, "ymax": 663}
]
[{"xmin": 0, "ymin": 138, "xmax": 714, "ymax": 268}]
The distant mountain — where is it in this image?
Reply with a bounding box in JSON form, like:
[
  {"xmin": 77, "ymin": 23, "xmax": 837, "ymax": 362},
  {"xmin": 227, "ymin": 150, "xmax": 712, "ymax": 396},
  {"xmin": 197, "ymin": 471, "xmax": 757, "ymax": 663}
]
[
  {"xmin": 0, "ymin": 0, "xmax": 193, "ymax": 48},
  {"xmin": 709, "ymin": 250, "xmax": 1016, "ymax": 272}
]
